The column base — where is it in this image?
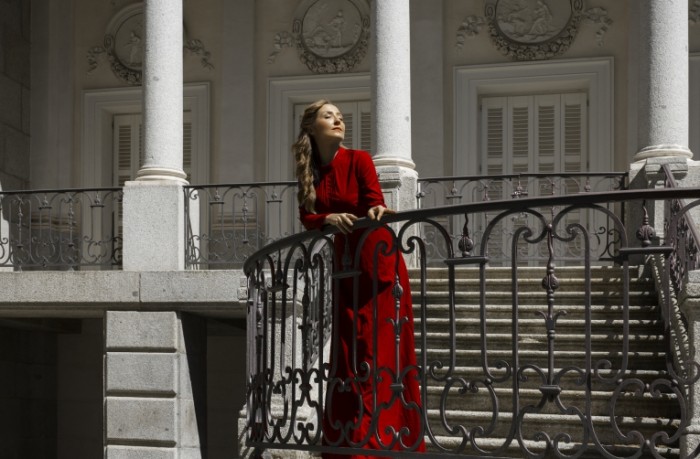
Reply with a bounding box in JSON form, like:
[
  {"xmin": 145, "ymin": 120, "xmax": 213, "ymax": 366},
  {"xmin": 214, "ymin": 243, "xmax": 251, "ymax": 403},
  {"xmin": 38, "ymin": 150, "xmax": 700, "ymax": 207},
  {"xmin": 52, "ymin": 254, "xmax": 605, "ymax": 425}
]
[
  {"xmin": 633, "ymin": 144, "xmax": 693, "ymax": 162},
  {"xmin": 136, "ymin": 167, "xmax": 189, "ymax": 183},
  {"xmin": 375, "ymin": 164, "xmax": 417, "ymax": 213},
  {"xmin": 376, "ymin": 164, "xmax": 418, "ymax": 267}
]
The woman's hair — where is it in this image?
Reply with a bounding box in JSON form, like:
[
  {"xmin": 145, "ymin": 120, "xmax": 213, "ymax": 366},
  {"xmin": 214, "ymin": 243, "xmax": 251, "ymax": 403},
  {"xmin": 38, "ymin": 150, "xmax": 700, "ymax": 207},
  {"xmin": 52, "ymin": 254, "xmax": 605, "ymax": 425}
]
[{"xmin": 293, "ymin": 99, "xmax": 331, "ymax": 213}]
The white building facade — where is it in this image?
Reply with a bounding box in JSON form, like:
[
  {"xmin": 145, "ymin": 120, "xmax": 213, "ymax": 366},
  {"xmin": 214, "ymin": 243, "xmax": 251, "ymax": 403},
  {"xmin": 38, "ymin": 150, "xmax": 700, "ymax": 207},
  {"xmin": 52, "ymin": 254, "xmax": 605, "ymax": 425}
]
[{"xmin": 1, "ymin": 0, "xmax": 700, "ymax": 457}]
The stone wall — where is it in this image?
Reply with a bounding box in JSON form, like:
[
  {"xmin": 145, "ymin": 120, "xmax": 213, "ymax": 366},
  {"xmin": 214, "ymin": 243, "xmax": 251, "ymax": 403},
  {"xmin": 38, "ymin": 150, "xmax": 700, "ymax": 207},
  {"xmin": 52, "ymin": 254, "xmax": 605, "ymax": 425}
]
[{"xmin": 0, "ymin": 0, "xmax": 30, "ymax": 191}]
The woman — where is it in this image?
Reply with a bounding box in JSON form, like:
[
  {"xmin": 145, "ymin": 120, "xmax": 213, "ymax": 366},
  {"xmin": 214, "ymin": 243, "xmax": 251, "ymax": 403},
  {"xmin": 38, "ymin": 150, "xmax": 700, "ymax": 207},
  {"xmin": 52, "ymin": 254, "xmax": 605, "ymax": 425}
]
[{"xmin": 294, "ymin": 100, "xmax": 425, "ymax": 458}]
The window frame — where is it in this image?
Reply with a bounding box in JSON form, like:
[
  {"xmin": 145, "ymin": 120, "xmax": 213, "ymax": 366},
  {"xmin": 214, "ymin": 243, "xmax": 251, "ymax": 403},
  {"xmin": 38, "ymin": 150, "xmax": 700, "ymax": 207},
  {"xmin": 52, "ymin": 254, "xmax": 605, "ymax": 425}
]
[{"xmin": 454, "ymin": 57, "xmax": 613, "ymax": 177}]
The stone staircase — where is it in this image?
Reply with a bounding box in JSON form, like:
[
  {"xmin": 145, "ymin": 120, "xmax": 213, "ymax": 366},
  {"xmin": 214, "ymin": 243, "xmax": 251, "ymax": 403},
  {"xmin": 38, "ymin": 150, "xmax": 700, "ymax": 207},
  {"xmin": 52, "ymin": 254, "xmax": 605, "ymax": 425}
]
[{"xmin": 409, "ymin": 265, "xmax": 680, "ymax": 458}]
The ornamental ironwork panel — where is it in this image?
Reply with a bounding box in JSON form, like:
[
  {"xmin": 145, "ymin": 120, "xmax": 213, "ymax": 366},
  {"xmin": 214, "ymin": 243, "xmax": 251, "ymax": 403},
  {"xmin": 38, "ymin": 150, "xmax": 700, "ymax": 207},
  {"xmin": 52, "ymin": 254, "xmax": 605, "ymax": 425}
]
[
  {"xmin": 0, "ymin": 188, "xmax": 123, "ymax": 270},
  {"xmin": 244, "ymin": 187, "xmax": 700, "ymax": 458}
]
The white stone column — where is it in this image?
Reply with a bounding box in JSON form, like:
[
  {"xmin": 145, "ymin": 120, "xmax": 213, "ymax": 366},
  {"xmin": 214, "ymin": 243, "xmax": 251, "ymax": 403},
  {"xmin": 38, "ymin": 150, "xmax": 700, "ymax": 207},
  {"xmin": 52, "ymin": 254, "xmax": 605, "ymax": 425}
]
[
  {"xmin": 138, "ymin": 0, "xmax": 186, "ymax": 182},
  {"xmin": 371, "ymin": 0, "xmax": 417, "ymax": 215},
  {"xmin": 634, "ymin": 0, "xmax": 692, "ymax": 161},
  {"xmin": 122, "ymin": 0, "xmax": 187, "ymax": 271}
]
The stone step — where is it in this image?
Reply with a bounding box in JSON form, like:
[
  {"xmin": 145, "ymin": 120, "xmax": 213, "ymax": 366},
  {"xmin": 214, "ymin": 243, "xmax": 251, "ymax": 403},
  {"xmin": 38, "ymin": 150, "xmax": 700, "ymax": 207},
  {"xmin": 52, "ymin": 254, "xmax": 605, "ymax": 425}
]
[
  {"xmin": 424, "ymin": 434, "xmax": 678, "ymax": 458},
  {"xmin": 410, "ymin": 277, "xmax": 655, "ymax": 293},
  {"xmin": 417, "ymin": 331, "xmax": 667, "ymax": 352},
  {"xmin": 415, "ymin": 317, "xmax": 664, "ymax": 333},
  {"xmin": 412, "ymin": 290, "xmax": 658, "ymax": 305},
  {"xmin": 411, "ymin": 303, "xmax": 662, "ymax": 323},
  {"xmin": 409, "ymin": 266, "xmax": 649, "ymax": 281},
  {"xmin": 421, "ymin": 385, "xmax": 678, "ymax": 417},
  {"xmin": 423, "ymin": 408, "xmax": 680, "ymax": 442},
  {"xmin": 415, "ymin": 348, "xmax": 667, "ymax": 370}
]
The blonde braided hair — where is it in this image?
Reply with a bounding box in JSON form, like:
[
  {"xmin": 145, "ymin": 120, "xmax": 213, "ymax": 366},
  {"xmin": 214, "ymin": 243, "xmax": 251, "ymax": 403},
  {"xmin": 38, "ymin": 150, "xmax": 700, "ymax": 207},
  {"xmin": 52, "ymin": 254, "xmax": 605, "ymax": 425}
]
[{"xmin": 293, "ymin": 99, "xmax": 332, "ymax": 213}]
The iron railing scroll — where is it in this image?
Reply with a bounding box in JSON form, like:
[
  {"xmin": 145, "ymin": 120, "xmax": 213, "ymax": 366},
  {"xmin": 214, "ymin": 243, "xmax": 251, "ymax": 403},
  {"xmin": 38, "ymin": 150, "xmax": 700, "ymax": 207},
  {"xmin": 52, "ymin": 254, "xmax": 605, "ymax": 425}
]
[
  {"xmin": 662, "ymin": 165, "xmax": 700, "ymax": 296},
  {"xmin": 244, "ymin": 187, "xmax": 700, "ymax": 458},
  {"xmin": 184, "ymin": 182, "xmax": 300, "ymax": 269},
  {"xmin": 416, "ymin": 173, "xmax": 627, "ymax": 266},
  {"xmin": 0, "ymin": 188, "xmax": 123, "ymax": 270}
]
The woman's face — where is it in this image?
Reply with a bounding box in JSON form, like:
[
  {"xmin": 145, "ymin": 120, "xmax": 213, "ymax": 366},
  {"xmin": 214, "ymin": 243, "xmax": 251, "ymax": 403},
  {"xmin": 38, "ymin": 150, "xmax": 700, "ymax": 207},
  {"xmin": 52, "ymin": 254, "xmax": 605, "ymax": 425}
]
[{"xmin": 310, "ymin": 104, "xmax": 345, "ymax": 143}]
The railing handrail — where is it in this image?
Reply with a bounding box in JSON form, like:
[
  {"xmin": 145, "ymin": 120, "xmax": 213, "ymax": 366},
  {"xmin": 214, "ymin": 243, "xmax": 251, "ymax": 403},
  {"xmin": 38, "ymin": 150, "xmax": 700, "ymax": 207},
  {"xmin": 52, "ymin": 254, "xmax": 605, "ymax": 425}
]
[
  {"xmin": 417, "ymin": 171, "xmax": 628, "ymax": 183},
  {"xmin": 0, "ymin": 186, "xmax": 123, "ymax": 195},
  {"xmin": 184, "ymin": 180, "xmax": 297, "ymax": 190},
  {"xmin": 243, "ymin": 186, "xmax": 700, "ymax": 274}
]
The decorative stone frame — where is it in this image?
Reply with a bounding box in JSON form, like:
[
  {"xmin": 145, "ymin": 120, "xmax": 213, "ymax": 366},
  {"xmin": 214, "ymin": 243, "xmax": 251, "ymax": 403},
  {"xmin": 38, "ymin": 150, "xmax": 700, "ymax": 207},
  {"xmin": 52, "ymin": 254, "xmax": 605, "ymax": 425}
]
[
  {"xmin": 454, "ymin": 57, "xmax": 613, "ymax": 178},
  {"xmin": 87, "ymin": 2, "xmax": 213, "ymax": 85},
  {"xmin": 268, "ymin": 0, "xmax": 370, "ymax": 74},
  {"xmin": 484, "ymin": 0, "xmax": 584, "ymax": 60}
]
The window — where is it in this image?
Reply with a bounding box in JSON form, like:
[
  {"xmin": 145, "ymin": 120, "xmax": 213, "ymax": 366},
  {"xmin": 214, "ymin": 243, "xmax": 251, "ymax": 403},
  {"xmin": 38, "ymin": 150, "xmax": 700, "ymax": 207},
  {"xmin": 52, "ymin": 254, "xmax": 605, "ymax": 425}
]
[
  {"xmin": 480, "ymin": 93, "xmax": 587, "ymax": 178},
  {"xmin": 112, "ymin": 112, "xmax": 194, "ymax": 186}
]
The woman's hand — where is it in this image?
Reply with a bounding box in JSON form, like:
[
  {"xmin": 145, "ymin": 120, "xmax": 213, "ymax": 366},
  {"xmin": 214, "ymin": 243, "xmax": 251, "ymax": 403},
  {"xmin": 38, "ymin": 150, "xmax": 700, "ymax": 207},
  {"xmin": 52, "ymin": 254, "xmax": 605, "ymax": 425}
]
[
  {"xmin": 367, "ymin": 205, "xmax": 395, "ymax": 221},
  {"xmin": 325, "ymin": 212, "xmax": 358, "ymax": 234}
]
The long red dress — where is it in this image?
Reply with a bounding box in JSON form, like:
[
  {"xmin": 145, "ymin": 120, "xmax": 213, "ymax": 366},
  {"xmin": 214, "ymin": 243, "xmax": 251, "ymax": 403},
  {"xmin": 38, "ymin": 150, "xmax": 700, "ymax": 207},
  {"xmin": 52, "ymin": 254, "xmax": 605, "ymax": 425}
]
[{"xmin": 300, "ymin": 147, "xmax": 425, "ymax": 458}]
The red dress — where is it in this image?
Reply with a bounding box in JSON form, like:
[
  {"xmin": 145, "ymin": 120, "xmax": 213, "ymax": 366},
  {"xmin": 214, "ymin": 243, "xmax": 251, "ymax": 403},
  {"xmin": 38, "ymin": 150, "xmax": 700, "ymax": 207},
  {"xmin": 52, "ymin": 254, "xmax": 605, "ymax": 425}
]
[{"xmin": 300, "ymin": 147, "xmax": 425, "ymax": 458}]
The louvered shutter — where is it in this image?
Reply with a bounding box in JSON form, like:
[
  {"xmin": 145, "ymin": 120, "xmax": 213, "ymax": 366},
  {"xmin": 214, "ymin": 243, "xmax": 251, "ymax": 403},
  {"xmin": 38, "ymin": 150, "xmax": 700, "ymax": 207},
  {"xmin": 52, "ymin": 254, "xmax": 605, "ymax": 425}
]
[
  {"xmin": 358, "ymin": 101, "xmax": 372, "ymax": 151},
  {"xmin": 113, "ymin": 113, "xmax": 194, "ymax": 235},
  {"xmin": 480, "ymin": 93, "xmax": 587, "ymax": 264}
]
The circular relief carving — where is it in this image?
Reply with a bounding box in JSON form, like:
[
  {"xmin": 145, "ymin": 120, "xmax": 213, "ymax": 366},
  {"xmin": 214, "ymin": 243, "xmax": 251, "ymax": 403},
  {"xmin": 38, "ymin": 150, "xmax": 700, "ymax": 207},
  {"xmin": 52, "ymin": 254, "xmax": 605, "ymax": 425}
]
[
  {"xmin": 485, "ymin": 0, "xmax": 583, "ymax": 61},
  {"xmin": 293, "ymin": 0, "xmax": 370, "ymax": 74},
  {"xmin": 103, "ymin": 3, "xmax": 144, "ymax": 85}
]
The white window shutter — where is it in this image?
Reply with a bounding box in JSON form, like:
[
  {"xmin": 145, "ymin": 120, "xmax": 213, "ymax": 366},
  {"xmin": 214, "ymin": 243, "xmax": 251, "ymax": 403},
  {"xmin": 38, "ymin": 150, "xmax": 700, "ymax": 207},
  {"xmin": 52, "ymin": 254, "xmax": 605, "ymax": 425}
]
[
  {"xmin": 508, "ymin": 96, "xmax": 533, "ymax": 175},
  {"xmin": 562, "ymin": 93, "xmax": 587, "ymax": 174},
  {"xmin": 534, "ymin": 94, "xmax": 560, "ymax": 176},
  {"xmin": 481, "ymin": 97, "xmax": 508, "ymax": 177}
]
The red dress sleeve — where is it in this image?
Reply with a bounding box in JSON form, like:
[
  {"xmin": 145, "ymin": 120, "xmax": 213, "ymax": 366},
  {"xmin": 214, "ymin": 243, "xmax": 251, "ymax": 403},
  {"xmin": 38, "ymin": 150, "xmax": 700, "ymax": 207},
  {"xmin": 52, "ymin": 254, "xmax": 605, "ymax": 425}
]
[
  {"xmin": 299, "ymin": 206, "xmax": 329, "ymax": 231},
  {"xmin": 355, "ymin": 151, "xmax": 386, "ymax": 211}
]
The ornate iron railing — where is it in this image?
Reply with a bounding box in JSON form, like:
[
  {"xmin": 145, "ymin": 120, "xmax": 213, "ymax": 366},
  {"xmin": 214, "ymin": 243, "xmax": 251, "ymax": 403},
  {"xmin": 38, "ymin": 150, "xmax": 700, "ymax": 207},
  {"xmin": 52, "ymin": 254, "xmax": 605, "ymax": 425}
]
[
  {"xmin": 184, "ymin": 182, "xmax": 299, "ymax": 268},
  {"xmin": 662, "ymin": 165, "xmax": 700, "ymax": 295},
  {"xmin": 0, "ymin": 188, "xmax": 122, "ymax": 270},
  {"xmin": 416, "ymin": 173, "xmax": 627, "ymax": 266},
  {"xmin": 184, "ymin": 174, "xmax": 627, "ymax": 269},
  {"xmin": 244, "ymin": 187, "xmax": 700, "ymax": 459}
]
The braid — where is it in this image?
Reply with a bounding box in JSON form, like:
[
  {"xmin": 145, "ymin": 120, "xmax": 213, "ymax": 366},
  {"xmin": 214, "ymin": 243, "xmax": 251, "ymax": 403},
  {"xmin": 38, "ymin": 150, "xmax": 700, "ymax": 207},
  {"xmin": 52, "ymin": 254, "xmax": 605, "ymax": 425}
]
[
  {"xmin": 293, "ymin": 99, "xmax": 331, "ymax": 213},
  {"xmin": 294, "ymin": 132, "xmax": 317, "ymax": 212}
]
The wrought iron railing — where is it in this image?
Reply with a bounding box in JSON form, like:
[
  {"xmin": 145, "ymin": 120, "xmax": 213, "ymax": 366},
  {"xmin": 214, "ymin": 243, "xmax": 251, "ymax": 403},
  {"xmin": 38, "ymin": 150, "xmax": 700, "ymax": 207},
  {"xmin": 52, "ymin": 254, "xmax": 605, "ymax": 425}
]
[
  {"xmin": 184, "ymin": 182, "xmax": 299, "ymax": 268},
  {"xmin": 0, "ymin": 188, "xmax": 122, "ymax": 270},
  {"xmin": 243, "ymin": 187, "xmax": 700, "ymax": 458},
  {"xmin": 662, "ymin": 165, "xmax": 700, "ymax": 295},
  {"xmin": 416, "ymin": 173, "xmax": 627, "ymax": 266},
  {"xmin": 184, "ymin": 174, "xmax": 628, "ymax": 269}
]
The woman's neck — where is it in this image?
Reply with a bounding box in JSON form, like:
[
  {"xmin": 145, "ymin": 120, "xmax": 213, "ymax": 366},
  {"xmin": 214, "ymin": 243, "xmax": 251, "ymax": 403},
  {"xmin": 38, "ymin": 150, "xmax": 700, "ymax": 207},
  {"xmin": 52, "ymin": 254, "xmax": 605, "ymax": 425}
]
[{"xmin": 316, "ymin": 139, "xmax": 342, "ymax": 166}]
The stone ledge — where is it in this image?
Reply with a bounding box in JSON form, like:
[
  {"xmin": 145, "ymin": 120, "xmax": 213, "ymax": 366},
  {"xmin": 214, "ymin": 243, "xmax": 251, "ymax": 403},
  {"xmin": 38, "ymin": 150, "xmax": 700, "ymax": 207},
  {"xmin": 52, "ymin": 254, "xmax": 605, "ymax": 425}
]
[{"xmin": 0, "ymin": 270, "xmax": 248, "ymax": 317}]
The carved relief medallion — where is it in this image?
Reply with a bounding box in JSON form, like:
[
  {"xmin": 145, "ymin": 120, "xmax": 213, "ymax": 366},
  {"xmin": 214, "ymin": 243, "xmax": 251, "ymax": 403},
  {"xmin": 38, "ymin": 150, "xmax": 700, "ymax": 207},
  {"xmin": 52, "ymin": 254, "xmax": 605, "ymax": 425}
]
[
  {"xmin": 485, "ymin": 0, "xmax": 583, "ymax": 60},
  {"xmin": 103, "ymin": 3, "xmax": 144, "ymax": 84},
  {"xmin": 293, "ymin": 0, "xmax": 370, "ymax": 73},
  {"xmin": 87, "ymin": 2, "xmax": 213, "ymax": 85}
]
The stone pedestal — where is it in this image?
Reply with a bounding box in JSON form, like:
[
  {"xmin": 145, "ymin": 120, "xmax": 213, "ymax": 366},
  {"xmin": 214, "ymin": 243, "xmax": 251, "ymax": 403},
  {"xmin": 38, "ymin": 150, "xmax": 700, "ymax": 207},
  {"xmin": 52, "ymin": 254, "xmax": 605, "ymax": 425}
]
[
  {"xmin": 122, "ymin": 181, "xmax": 185, "ymax": 271},
  {"xmin": 104, "ymin": 311, "xmax": 207, "ymax": 459}
]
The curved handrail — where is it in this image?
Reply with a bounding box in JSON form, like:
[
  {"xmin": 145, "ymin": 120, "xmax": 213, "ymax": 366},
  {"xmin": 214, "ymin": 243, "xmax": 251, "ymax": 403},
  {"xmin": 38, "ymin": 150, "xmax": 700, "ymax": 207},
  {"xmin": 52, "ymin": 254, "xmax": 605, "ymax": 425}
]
[{"xmin": 243, "ymin": 187, "xmax": 700, "ymax": 275}]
